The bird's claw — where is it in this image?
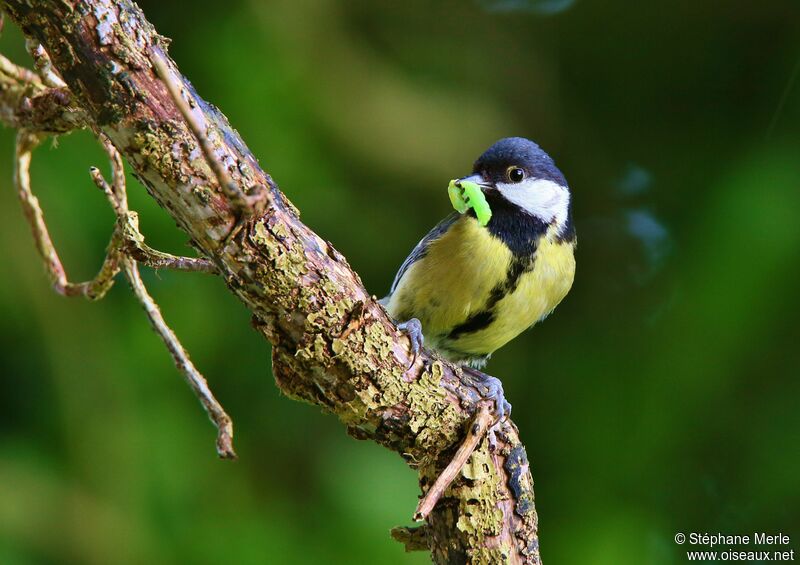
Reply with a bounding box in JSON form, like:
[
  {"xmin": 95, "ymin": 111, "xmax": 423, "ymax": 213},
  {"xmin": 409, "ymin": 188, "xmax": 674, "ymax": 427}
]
[
  {"xmin": 460, "ymin": 367, "xmax": 512, "ymax": 434},
  {"xmin": 397, "ymin": 318, "xmax": 424, "ymax": 370},
  {"xmin": 474, "ymin": 373, "xmax": 511, "ymax": 451},
  {"xmin": 480, "ymin": 373, "xmax": 512, "ymax": 422}
]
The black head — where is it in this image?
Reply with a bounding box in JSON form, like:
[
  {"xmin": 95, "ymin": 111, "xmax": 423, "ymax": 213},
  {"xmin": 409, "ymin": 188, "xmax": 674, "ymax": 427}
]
[
  {"xmin": 472, "ymin": 137, "xmax": 567, "ymax": 187},
  {"xmin": 456, "ymin": 137, "xmax": 574, "ymax": 248}
]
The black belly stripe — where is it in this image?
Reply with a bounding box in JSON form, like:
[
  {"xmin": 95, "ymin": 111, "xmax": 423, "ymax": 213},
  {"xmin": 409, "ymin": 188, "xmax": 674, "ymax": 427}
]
[
  {"xmin": 447, "ymin": 253, "xmax": 536, "ymax": 339},
  {"xmin": 445, "ymin": 192, "xmax": 552, "ymax": 342},
  {"xmin": 448, "ymin": 310, "xmax": 495, "ymax": 338}
]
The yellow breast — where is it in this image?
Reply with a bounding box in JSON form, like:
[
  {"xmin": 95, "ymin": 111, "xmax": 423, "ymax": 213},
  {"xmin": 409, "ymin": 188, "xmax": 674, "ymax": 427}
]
[
  {"xmin": 387, "ymin": 217, "xmax": 510, "ymax": 336},
  {"xmin": 448, "ymin": 229, "xmax": 575, "ymax": 356},
  {"xmin": 386, "ymin": 216, "xmax": 575, "ymax": 359}
]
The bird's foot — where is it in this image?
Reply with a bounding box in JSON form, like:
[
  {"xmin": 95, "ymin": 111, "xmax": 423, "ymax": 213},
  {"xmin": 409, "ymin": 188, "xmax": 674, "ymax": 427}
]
[
  {"xmin": 459, "ymin": 367, "xmax": 511, "ymax": 447},
  {"xmin": 397, "ymin": 318, "xmax": 424, "ymax": 370}
]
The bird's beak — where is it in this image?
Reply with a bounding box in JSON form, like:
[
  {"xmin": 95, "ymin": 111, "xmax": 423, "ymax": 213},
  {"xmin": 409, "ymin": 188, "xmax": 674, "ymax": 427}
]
[{"xmin": 457, "ymin": 174, "xmax": 492, "ymax": 192}]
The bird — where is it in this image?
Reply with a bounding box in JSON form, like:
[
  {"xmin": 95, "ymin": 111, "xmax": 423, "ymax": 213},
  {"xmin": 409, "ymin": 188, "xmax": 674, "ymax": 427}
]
[{"xmin": 382, "ymin": 137, "xmax": 576, "ymax": 381}]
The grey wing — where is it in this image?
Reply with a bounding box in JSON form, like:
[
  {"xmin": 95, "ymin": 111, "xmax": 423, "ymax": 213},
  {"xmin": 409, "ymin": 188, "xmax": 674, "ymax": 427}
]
[{"xmin": 387, "ymin": 212, "xmax": 460, "ymax": 296}]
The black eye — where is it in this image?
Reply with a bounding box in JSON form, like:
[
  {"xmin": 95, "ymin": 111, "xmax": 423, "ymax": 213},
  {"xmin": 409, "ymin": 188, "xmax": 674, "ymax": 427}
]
[{"xmin": 507, "ymin": 166, "xmax": 525, "ymax": 183}]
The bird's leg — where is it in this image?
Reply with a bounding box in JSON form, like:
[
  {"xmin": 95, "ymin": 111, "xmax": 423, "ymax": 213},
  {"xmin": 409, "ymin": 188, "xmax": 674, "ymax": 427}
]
[
  {"xmin": 459, "ymin": 366, "xmax": 512, "ymax": 446},
  {"xmin": 396, "ymin": 318, "xmax": 425, "ymax": 369}
]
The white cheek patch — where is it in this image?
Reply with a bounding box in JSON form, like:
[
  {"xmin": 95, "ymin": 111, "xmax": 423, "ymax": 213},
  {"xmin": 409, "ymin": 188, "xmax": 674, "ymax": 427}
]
[{"xmin": 496, "ymin": 178, "xmax": 570, "ymax": 227}]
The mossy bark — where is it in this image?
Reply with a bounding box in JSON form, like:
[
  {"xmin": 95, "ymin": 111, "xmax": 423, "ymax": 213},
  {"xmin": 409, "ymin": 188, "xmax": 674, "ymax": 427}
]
[{"xmin": 0, "ymin": 1, "xmax": 541, "ymax": 562}]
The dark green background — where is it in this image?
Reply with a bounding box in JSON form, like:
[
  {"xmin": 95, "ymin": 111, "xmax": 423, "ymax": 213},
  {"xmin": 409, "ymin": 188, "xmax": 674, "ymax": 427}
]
[{"xmin": 1, "ymin": 0, "xmax": 798, "ymax": 563}]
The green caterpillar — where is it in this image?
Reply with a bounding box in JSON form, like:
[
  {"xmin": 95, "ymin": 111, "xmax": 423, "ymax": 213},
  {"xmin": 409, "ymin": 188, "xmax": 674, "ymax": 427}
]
[{"xmin": 448, "ymin": 179, "xmax": 493, "ymax": 226}]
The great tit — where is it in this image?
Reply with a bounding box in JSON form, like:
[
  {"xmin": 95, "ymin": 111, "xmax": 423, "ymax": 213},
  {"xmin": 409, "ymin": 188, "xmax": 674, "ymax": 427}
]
[{"xmin": 383, "ymin": 137, "xmax": 576, "ymax": 370}]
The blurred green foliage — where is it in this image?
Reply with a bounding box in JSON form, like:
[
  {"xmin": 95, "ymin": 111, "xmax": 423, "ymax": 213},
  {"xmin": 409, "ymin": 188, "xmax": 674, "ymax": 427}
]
[{"xmin": 1, "ymin": 0, "xmax": 799, "ymax": 563}]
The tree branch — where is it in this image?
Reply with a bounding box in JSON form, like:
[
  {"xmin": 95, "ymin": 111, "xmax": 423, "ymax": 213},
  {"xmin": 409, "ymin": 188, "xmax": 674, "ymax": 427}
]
[{"xmin": 0, "ymin": 1, "xmax": 541, "ymax": 562}]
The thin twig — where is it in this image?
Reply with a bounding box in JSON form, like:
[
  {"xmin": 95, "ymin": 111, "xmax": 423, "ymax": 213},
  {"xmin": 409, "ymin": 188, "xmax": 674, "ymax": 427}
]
[
  {"xmin": 0, "ymin": 55, "xmax": 87, "ymax": 133},
  {"xmin": 14, "ymin": 128, "xmax": 234, "ymax": 457},
  {"xmin": 0, "ymin": 52, "xmax": 41, "ymax": 85},
  {"xmin": 125, "ymin": 243, "xmax": 218, "ymax": 272},
  {"xmin": 123, "ymin": 257, "xmax": 236, "ymax": 459},
  {"xmin": 414, "ymin": 403, "xmax": 494, "ymax": 522},
  {"xmin": 14, "ymin": 130, "xmax": 122, "ymax": 299},
  {"xmin": 95, "ymin": 138, "xmax": 236, "ymax": 458},
  {"xmin": 150, "ymin": 50, "xmax": 251, "ymax": 216},
  {"xmin": 89, "ymin": 140, "xmax": 217, "ymax": 274},
  {"xmin": 25, "ymin": 39, "xmax": 66, "ymax": 88},
  {"xmin": 98, "ymin": 134, "xmax": 126, "ymax": 206}
]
